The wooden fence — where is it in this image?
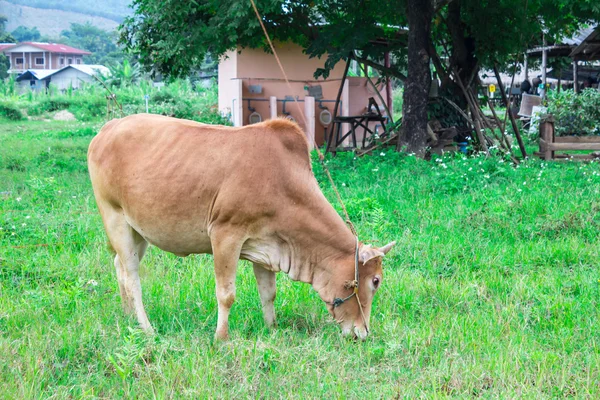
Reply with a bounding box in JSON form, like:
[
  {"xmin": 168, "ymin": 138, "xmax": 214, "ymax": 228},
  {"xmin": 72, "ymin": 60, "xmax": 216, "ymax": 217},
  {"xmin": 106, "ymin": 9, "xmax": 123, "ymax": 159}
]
[{"xmin": 539, "ymin": 116, "xmax": 600, "ymax": 160}]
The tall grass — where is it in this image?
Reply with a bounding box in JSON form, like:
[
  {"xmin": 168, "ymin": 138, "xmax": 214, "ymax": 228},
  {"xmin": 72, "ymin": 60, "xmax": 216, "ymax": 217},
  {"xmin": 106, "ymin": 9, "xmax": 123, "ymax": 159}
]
[
  {"xmin": 1, "ymin": 117, "xmax": 599, "ymax": 397},
  {"xmin": 0, "ymin": 77, "xmax": 229, "ymax": 125}
]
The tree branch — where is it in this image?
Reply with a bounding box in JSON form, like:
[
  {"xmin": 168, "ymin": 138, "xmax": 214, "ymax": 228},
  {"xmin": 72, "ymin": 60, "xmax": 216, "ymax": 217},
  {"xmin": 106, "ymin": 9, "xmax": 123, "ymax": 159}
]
[
  {"xmin": 435, "ymin": 0, "xmax": 454, "ymax": 13},
  {"xmin": 354, "ymin": 56, "xmax": 407, "ymax": 81}
]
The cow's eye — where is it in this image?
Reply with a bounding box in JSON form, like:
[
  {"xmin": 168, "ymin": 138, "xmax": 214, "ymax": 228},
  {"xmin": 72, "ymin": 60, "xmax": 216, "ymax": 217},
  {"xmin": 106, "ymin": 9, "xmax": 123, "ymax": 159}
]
[{"xmin": 372, "ymin": 276, "xmax": 380, "ymax": 288}]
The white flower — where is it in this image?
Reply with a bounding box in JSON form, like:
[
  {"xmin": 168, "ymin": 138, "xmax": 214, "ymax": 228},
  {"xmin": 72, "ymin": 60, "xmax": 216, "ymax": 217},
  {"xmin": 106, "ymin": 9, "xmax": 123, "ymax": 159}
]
[
  {"xmin": 25, "ymin": 215, "xmax": 31, "ymax": 219},
  {"xmin": 16, "ymin": 197, "xmax": 21, "ymax": 202},
  {"xmin": 342, "ymin": 183, "xmax": 346, "ymax": 187},
  {"xmin": 11, "ymin": 232, "xmax": 15, "ymax": 236},
  {"xmin": 380, "ymin": 152, "xmax": 386, "ymax": 156},
  {"xmin": 484, "ymin": 174, "xmax": 490, "ymax": 179},
  {"xmin": 72, "ymin": 196, "xmax": 76, "ymax": 198},
  {"xmin": 22, "ymin": 223, "xmax": 26, "ymax": 227},
  {"xmin": 523, "ymin": 181, "xmax": 527, "ymax": 185},
  {"xmin": 11, "ymin": 225, "xmax": 16, "ymax": 230},
  {"xmin": 372, "ymin": 168, "xmax": 379, "ymax": 172}
]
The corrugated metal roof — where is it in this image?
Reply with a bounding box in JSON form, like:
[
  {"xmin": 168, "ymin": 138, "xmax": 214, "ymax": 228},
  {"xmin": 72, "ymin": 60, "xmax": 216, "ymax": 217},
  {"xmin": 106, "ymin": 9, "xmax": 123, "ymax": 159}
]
[
  {"xmin": 570, "ymin": 26, "xmax": 600, "ymax": 60},
  {"xmin": 5, "ymin": 42, "xmax": 91, "ymax": 55},
  {"xmin": 16, "ymin": 69, "xmax": 60, "ymax": 81},
  {"xmin": 47, "ymin": 64, "xmax": 110, "ymax": 78},
  {"xmin": 0, "ymin": 43, "xmax": 17, "ymax": 52}
]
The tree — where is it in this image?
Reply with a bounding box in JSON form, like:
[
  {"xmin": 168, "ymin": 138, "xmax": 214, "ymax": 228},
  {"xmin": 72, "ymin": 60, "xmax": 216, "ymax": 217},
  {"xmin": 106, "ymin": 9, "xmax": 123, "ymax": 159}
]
[
  {"xmin": 11, "ymin": 26, "xmax": 41, "ymax": 42},
  {"xmin": 121, "ymin": 0, "xmax": 600, "ymax": 155},
  {"xmin": 0, "ymin": 15, "xmax": 15, "ymax": 79},
  {"xmin": 60, "ymin": 23, "xmax": 121, "ymax": 65},
  {"xmin": 400, "ymin": 0, "xmax": 433, "ymax": 154}
]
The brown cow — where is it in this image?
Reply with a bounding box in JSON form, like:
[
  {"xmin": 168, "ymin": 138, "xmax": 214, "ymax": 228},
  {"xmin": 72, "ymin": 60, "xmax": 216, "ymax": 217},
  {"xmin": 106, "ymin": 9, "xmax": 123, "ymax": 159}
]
[{"xmin": 88, "ymin": 114, "xmax": 395, "ymax": 340}]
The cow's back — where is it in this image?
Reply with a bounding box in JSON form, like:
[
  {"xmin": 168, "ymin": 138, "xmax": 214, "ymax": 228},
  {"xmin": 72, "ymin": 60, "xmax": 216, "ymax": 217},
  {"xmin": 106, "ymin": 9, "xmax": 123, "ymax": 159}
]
[{"xmin": 88, "ymin": 114, "xmax": 315, "ymax": 254}]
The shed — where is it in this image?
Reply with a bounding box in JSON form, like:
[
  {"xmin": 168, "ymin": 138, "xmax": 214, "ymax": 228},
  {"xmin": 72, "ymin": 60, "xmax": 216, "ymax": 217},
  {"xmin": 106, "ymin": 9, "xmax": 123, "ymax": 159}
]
[
  {"xmin": 570, "ymin": 26, "xmax": 600, "ymax": 61},
  {"xmin": 15, "ymin": 69, "xmax": 58, "ymax": 91},
  {"xmin": 218, "ymin": 42, "xmax": 389, "ymax": 148},
  {"xmin": 46, "ymin": 65, "xmax": 109, "ymax": 90},
  {"xmin": 16, "ymin": 64, "xmax": 108, "ymax": 92}
]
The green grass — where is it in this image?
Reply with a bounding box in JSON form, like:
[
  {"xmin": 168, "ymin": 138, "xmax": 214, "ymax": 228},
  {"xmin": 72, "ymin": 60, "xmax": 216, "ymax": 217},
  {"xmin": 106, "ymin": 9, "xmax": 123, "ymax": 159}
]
[{"xmin": 1, "ymin": 117, "xmax": 600, "ymax": 398}]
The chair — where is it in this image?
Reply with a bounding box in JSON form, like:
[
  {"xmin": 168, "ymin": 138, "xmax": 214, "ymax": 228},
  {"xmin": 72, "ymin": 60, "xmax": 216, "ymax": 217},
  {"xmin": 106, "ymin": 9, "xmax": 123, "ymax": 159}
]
[
  {"xmin": 518, "ymin": 94, "xmax": 542, "ymax": 118},
  {"xmin": 518, "ymin": 93, "xmax": 542, "ymax": 129}
]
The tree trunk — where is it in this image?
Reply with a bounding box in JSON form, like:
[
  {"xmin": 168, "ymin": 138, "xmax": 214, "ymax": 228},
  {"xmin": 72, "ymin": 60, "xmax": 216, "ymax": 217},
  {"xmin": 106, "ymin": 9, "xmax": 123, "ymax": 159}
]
[
  {"xmin": 398, "ymin": 0, "xmax": 433, "ymax": 155},
  {"xmin": 445, "ymin": 1, "xmax": 478, "ymax": 90}
]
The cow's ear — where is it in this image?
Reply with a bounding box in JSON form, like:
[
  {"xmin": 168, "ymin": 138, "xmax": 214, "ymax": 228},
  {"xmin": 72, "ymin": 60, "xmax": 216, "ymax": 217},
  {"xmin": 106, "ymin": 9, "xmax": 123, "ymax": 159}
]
[
  {"xmin": 359, "ymin": 244, "xmax": 385, "ymax": 264},
  {"xmin": 378, "ymin": 241, "xmax": 396, "ymax": 255}
]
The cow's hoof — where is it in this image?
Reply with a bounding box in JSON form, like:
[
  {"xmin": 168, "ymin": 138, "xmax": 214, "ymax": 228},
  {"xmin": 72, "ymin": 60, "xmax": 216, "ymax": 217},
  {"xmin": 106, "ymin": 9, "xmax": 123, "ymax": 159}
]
[{"xmin": 214, "ymin": 330, "xmax": 229, "ymax": 341}]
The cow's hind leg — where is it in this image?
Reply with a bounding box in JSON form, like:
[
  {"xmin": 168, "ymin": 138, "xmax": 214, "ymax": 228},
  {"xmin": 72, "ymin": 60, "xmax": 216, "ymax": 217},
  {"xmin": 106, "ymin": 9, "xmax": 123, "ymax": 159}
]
[
  {"xmin": 252, "ymin": 263, "xmax": 276, "ymax": 327},
  {"xmin": 211, "ymin": 231, "xmax": 244, "ymax": 340},
  {"xmin": 102, "ymin": 206, "xmax": 152, "ymax": 332}
]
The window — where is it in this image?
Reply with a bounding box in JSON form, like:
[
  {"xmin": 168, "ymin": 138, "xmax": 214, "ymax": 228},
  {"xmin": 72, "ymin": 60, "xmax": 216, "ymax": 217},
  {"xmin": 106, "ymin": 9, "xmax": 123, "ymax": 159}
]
[
  {"xmin": 60, "ymin": 58, "xmax": 64, "ymax": 65},
  {"xmin": 35, "ymin": 57, "xmax": 44, "ymax": 65},
  {"xmin": 76, "ymin": 58, "xmax": 81, "ymax": 64},
  {"xmin": 67, "ymin": 58, "xmax": 73, "ymax": 65},
  {"xmin": 16, "ymin": 57, "xmax": 24, "ymax": 65}
]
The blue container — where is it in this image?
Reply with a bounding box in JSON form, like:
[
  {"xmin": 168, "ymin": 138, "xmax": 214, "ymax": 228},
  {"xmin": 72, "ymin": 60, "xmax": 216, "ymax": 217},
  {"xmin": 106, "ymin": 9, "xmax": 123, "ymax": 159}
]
[{"xmin": 457, "ymin": 142, "xmax": 468, "ymax": 154}]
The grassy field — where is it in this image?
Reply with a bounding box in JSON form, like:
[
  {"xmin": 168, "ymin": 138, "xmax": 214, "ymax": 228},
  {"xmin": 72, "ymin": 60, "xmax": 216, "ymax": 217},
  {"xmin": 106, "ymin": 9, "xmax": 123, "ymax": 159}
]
[{"xmin": 1, "ymin": 117, "xmax": 600, "ymax": 398}]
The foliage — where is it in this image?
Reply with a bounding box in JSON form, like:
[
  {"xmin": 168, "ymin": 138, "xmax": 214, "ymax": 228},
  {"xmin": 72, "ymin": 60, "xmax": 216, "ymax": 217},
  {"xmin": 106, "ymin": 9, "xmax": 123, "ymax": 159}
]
[
  {"xmin": 2, "ymin": 118, "xmax": 600, "ymax": 396},
  {"xmin": 0, "ymin": 15, "xmax": 16, "ymax": 78},
  {"xmin": 121, "ymin": 0, "xmax": 600, "ymax": 79},
  {"xmin": 0, "ymin": 102, "xmax": 24, "ymax": 120},
  {"xmin": 11, "ymin": 25, "xmax": 41, "ymax": 42},
  {"xmin": 0, "ymin": 77, "xmax": 228, "ymax": 125},
  {"xmin": 60, "ymin": 23, "xmax": 123, "ymax": 65},
  {"xmin": 104, "ymin": 60, "xmax": 141, "ymax": 88},
  {"xmin": 547, "ymin": 89, "xmax": 600, "ymax": 136},
  {"xmin": 120, "ymin": 0, "xmax": 408, "ymax": 79}
]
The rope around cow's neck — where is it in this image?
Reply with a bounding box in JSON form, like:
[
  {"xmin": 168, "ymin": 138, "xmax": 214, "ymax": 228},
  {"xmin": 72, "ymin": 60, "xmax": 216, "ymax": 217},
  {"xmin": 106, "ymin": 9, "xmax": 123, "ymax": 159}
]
[{"xmin": 329, "ymin": 236, "xmax": 369, "ymax": 334}]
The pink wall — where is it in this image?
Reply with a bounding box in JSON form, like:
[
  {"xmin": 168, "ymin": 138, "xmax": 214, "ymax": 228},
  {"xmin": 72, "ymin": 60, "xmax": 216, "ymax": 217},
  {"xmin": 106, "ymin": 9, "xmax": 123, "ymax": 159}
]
[{"xmin": 219, "ymin": 42, "xmax": 389, "ymax": 147}]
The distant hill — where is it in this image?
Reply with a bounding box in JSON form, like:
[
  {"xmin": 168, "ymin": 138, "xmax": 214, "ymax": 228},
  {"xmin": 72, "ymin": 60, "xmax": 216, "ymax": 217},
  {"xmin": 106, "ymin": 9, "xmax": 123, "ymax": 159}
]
[
  {"xmin": 4, "ymin": 0, "xmax": 131, "ymax": 22},
  {"xmin": 2, "ymin": 0, "xmax": 123, "ymax": 36}
]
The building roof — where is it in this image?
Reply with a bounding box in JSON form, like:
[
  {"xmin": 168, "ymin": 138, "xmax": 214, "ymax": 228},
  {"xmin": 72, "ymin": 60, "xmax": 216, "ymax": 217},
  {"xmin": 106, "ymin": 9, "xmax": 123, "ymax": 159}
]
[
  {"xmin": 4, "ymin": 42, "xmax": 91, "ymax": 55},
  {"xmin": 570, "ymin": 26, "xmax": 600, "ymax": 60},
  {"xmin": 45, "ymin": 64, "xmax": 109, "ymax": 79},
  {"xmin": 0, "ymin": 43, "xmax": 16, "ymax": 52},
  {"xmin": 16, "ymin": 64, "xmax": 109, "ymax": 82},
  {"xmin": 63, "ymin": 64, "xmax": 110, "ymax": 76},
  {"xmin": 16, "ymin": 69, "xmax": 60, "ymax": 81},
  {"xmin": 527, "ymin": 25, "xmax": 597, "ymax": 58}
]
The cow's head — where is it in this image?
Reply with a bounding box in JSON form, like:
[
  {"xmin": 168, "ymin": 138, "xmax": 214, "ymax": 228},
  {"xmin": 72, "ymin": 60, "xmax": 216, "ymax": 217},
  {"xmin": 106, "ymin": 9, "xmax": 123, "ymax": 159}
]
[{"xmin": 321, "ymin": 241, "xmax": 395, "ymax": 340}]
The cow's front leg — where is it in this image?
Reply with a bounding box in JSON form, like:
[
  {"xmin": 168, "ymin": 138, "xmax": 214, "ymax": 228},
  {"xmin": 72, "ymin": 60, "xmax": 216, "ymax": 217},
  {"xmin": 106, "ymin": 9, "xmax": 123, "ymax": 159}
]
[
  {"xmin": 211, "ymin": 234, "xmax": 243, "ymax": 340},
  {"xmin": 252, "ymin": 263, "xmax": 277, "ymax": 327}
]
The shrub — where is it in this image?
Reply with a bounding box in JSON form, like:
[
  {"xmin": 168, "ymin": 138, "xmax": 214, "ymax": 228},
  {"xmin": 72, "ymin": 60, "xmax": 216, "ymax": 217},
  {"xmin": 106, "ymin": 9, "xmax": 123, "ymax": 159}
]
[
  {"xmin": 0, "ymin": 103, "xmax": 24, "ymax": 120},
  {"xmin": 547, "ymin": 89, "xmax": 600, "ymax": 136}
]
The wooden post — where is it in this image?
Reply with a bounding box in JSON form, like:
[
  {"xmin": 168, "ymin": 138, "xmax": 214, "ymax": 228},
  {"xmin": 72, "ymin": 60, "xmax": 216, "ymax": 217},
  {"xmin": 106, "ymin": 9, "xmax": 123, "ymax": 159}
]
[
  {"xmin": 539, "ymin": 116, "xmax": 554, "ymax": 160},
  {"xmin": 269, "ymin": 96, "xmax": 278, "ymax": 120},
  {"xmin": 384, "ymin": 51, "xmax": 393, "ymax": 119},
  {"xmin": 523, "ymin": 53, "xmax": 528, "ymax": 83},
  {"xmin": 234, "ymin": 80, "xmax": 244, "ymax": 127},
  {"xmin": 304, "ymin": 96, "xmax": 316, "ymax": 149},
  {"xmin": 493, "ymin": 65, "xmax": 527, "ymax": 158},
  {"xmin": 573, "ymin": 60, "xmax": 579, "ymax": 93},
  {"xmin": 341, "ymin": 79, "xmax": 350, "ymax": 146},
  {"xmin": 541, "ymin": 35, "xmax": 547, "ymax": 98}
]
